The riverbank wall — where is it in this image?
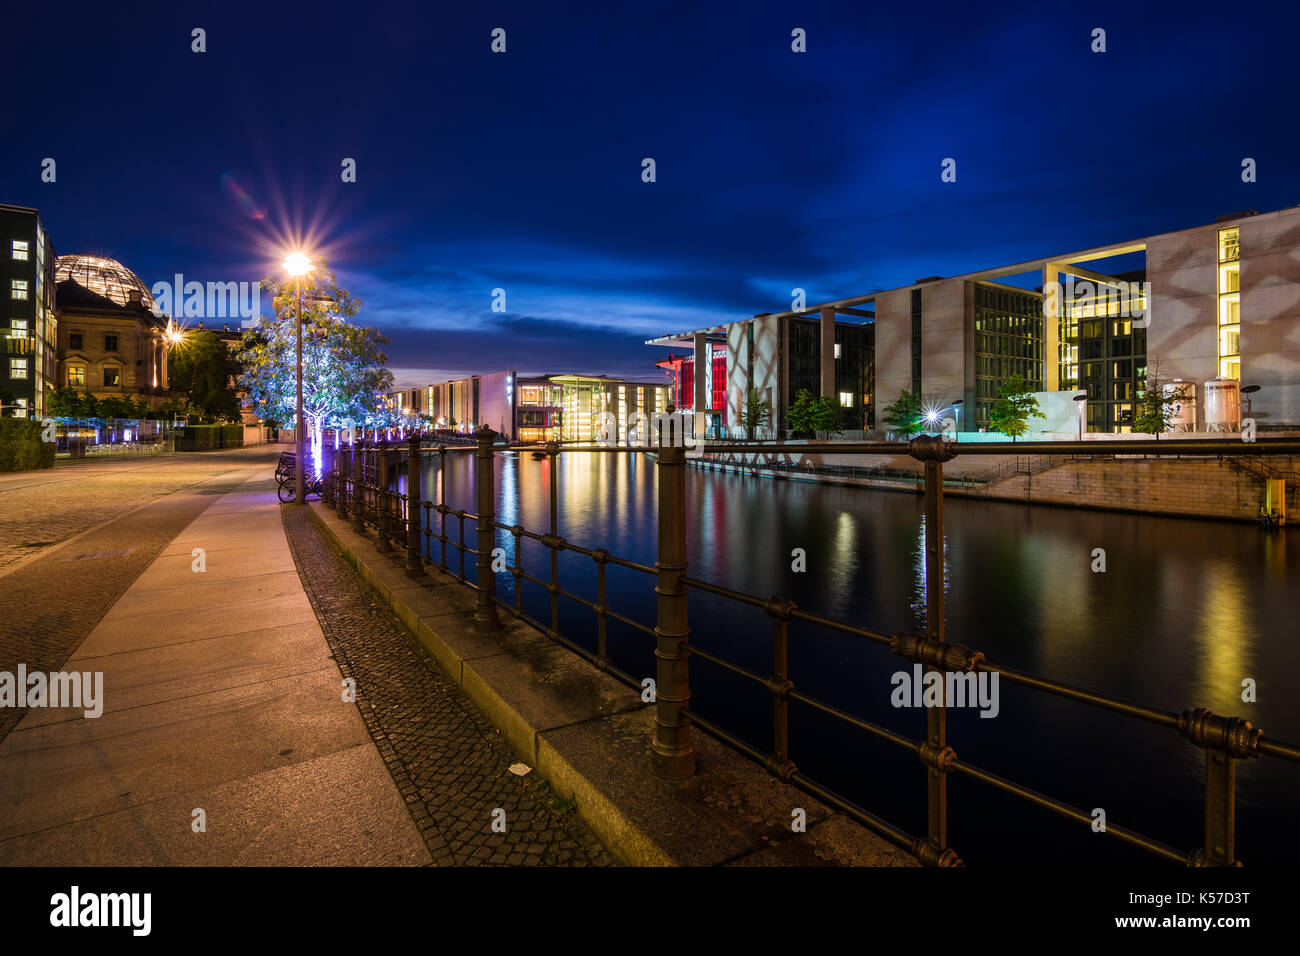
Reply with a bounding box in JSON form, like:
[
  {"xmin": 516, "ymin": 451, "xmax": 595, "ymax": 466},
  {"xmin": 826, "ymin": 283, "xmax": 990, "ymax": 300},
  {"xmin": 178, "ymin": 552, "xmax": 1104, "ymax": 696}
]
[{"xmin": 687, "ymin": 448, "xmax": 1300, "ymax": 524}]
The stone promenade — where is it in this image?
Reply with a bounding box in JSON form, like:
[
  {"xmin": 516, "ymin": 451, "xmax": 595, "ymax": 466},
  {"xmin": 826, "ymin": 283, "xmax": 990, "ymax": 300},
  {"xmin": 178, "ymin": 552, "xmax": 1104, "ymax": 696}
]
[{"xmin": 0, "ymin": 451, "xmax": 608, "ymax": 865}]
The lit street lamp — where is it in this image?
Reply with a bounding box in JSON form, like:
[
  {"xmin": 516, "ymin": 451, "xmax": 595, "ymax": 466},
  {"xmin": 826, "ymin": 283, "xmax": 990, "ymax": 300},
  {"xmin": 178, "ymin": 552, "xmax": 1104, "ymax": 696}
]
[
  {"xmin": 1073, "ymin": 393, "xmax": 1088, "ymax": 441},
  {"xmin": 283, "ymin": 252, "xmax": 313, "ymax": 505}
]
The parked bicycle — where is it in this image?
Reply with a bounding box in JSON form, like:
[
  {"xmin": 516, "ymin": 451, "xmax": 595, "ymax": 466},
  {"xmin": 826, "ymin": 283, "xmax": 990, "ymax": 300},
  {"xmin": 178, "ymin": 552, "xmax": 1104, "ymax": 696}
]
[{"xmin": 275, "ymin": 453, "xmax": 324, "ymax": 502}]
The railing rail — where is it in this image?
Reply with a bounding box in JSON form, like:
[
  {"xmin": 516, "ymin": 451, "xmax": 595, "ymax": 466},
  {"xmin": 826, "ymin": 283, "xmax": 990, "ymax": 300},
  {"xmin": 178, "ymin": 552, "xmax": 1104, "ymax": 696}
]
[{"xmin": 320, "ymin": 423, "xmax": 1300, "ymax": 866}]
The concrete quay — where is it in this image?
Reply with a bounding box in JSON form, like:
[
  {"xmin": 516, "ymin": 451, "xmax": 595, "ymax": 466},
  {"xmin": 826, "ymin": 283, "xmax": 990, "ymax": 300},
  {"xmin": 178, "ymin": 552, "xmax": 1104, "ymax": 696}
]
[{"xmin": 306, "ymin": 500, "xmax": 918, "ymax": 867}]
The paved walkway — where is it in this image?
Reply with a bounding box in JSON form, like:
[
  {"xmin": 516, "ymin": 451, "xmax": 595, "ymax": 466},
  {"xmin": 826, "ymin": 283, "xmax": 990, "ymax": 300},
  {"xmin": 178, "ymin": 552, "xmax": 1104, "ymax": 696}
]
[{"xmin": 0, "ymin": 467, "xmax": 431, "ymax": 865}]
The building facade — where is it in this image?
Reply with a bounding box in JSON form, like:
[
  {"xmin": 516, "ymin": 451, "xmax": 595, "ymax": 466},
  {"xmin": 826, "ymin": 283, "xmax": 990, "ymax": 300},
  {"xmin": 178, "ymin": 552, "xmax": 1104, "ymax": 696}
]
[
  {"xmin": 390, "ymin": 371, "xmax": 670, "ymax": 443},
  {"xmin": 2, "ymin": 204, "xmax": 58, "ymax": 419},
  {"xmin": 649, "ymin": 205, "xmax": 1300, "ymax": 437},
  {"xmin": 53, "ymin": 255, "xmax": 172, "ymax": 409}
]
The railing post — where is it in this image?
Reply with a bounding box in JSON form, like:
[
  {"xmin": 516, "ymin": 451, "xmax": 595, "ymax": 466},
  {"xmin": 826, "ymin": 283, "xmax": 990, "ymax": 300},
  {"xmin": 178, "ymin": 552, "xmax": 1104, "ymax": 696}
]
[
  {"xmin": 1179, "ymin": 708, "xmax": 1261, "ymax": 866},
  {"xmin": 766, "ymin": 597, "xmax": 797, "ymax": 777},
  {"xmin": 322, "ymin": 441, "xmax": 335, "ymax": 507},
  {"xmin": 652, "ymin": 415, "xmax": 695, "ymax": 778},
  {"xmin": 377, "ymin": 439, "xmax": 393, "ymax": 553},
  {"xmin": 910, "ymin": 434, "xmax": 959, "ymax": 852},
  {"xmin": 547, "ymin": 440, "xmax": 560, "ymax": 637},
  {"xmin": 406, "ymin": 433, "xmax": 426, "ymax": 577},
  {"xmin": 334, "ymin": 444, "xmax": 347, "ymax": 519},
  {"xmin": 352, "ymin": 441, "xmax": 365, "ymax": 534},
  {"xmin": 474, "ymin": 426, "xmax": 500, "ymax": 632},
  {"xmin": 437, "ymin": 445, "xmax": 448, "ymax": 571}
]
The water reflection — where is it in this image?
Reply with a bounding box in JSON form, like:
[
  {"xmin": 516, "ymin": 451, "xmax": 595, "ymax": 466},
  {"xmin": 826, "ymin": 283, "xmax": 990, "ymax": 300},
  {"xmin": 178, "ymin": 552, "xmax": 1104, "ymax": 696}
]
[{"xmin": 408, "ymin": 450, "xmax": 1300, "ymax": 862}]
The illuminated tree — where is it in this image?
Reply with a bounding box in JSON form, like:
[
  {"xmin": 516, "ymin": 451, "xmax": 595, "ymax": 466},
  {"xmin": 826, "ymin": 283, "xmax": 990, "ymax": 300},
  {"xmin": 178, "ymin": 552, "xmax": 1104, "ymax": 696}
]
[{"xmin": 236, "ymin": 265, "xmax": 393, "ymax": 466}]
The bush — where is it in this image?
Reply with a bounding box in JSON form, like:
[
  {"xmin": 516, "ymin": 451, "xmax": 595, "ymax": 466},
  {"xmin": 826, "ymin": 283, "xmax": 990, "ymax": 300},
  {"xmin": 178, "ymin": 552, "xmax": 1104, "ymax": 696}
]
[{"xmin": 0, "ymin": 418, "xmax": 56, "ymax": 472}]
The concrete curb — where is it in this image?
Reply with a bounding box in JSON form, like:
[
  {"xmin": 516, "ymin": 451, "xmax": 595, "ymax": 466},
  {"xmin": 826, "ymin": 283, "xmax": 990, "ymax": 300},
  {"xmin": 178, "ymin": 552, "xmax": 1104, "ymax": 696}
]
[{"xmin": 306, "ymin": 501, "xmax": 918, "ymax": 867}]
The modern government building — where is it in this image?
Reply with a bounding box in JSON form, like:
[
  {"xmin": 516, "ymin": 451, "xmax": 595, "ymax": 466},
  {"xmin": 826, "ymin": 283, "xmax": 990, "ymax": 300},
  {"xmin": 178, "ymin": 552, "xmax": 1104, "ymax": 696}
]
[
  {"xmin": 388, "ymin": 371, "xmax": 672, "ymax": 444},
  {"xmin": 647, "ymin": 204, "xmax": 1300, "ymax": 439}
]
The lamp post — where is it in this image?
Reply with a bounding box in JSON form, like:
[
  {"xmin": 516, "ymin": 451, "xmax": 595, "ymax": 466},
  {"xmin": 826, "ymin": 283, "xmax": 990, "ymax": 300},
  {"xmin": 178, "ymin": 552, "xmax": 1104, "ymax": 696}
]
[
  {"xmin": 283, "ymin": 253, "xmax": 313, "ymax": 505},
  {"xmin": 1073, "ymin": 393, "xmax": 1088, "ymax": 441},
  {"xmin": 1241, "ymin": 384, "xmax": 1260, "ymax": 421}
]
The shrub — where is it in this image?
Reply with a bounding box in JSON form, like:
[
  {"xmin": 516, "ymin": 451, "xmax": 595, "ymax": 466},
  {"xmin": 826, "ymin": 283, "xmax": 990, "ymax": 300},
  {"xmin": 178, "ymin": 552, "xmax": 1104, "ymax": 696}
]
[{"xmin": 0, "ymin": 419, "xmax": 56, "ymax": 472}]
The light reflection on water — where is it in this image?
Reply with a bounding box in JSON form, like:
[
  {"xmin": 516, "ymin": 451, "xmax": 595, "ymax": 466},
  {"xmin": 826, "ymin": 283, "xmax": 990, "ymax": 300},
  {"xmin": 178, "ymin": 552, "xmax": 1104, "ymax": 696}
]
[{"xmin": 402, "ymin": 450, "xmax": 1299, "ymax": 863}]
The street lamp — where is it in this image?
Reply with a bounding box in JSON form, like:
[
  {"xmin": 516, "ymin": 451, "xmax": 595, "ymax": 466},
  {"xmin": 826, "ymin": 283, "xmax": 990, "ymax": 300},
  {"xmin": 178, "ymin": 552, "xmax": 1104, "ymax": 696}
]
[
  {"xmin": 283, "ymin": 252, "xmax": 314, "ymax": 505},
  {"xmin": 1241, "ymin": 384, "xmax": 1260, "ymax": 421},
  {"xmin": 1072, "ymin": 393, "xmax": 1088, "ymax": 441}
]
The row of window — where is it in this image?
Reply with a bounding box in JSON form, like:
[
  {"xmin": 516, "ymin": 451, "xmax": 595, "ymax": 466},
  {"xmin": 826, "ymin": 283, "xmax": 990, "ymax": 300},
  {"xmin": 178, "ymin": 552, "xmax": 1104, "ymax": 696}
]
[{"xmin": 6, "ymin": 359, "xmax": 123, "ymax": 387}]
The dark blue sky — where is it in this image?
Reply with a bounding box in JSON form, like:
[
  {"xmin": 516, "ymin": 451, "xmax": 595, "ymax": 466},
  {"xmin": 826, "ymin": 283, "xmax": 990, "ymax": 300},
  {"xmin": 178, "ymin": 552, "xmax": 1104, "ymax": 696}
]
[{"xmin": 6, "ymin": 1, "xmax": 1298, "ymax": 388}]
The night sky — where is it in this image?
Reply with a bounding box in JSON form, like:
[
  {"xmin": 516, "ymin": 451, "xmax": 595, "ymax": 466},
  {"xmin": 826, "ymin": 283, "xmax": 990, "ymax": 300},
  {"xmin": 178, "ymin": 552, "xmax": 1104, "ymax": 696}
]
[{"xmin": 5, "ymin": 1, "xmax": 1298, "ymax": 389}]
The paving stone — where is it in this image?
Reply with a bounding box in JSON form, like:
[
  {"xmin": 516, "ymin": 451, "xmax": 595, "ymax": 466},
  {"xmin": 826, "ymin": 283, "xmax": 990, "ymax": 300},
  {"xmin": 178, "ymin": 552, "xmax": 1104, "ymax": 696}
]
[{"xmin": 281, "ymin": 505, "xmax": 611, "ymax": 867}]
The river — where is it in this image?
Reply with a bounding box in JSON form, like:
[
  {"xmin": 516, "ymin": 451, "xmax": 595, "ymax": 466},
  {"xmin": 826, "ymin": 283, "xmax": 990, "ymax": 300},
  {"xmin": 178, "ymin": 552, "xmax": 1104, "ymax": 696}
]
[{"xmin": 407, "ymin": 449, "xmax": 1300, "ymax": 865}]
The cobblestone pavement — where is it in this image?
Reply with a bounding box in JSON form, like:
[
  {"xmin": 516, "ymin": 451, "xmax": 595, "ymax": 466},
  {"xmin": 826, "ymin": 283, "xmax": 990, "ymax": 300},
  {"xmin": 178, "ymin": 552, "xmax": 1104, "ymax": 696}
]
[
  {"xmin": 281, "ymin": 505, "xmax": 612, "ymax": 866},
  {"xmin": 0, "ymin": 450, "xmax": 276, "ymax": 743},
  {"xmin": 0, "ymin": 448, "xmax": 277, "ymax": 575}
]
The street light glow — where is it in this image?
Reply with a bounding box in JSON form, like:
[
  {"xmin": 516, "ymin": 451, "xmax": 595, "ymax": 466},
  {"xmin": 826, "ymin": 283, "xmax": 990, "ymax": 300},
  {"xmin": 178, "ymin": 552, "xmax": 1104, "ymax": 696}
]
[{"xmin": 283, "ymin": 252, "xmax": 314, "ymax": 277}]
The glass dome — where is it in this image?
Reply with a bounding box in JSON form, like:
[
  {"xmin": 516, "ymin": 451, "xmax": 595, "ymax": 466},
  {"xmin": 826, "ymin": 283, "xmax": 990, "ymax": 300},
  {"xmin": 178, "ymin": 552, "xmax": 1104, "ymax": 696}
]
[{"xmin": 55, "ymin": 254, "xmax": 158, "ymax": 312}]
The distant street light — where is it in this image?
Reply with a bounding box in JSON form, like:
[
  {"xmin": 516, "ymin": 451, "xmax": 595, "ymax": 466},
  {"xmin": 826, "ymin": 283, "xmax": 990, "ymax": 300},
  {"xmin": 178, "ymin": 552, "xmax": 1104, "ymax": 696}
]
[
  {"xmin": 283, "ymin": 252, "xmax": 314, "ymax": 505},
  {"xmin": 1242, "ymin": 384, "xmax": 1261, "ymax": 420}
]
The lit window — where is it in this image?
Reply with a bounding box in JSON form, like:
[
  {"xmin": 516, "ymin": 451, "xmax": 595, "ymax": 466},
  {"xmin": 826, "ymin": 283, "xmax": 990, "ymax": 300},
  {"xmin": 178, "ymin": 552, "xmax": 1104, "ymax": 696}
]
[
  {"xmin": 10, "ymin": 357, "xmax": 28, "ymax": 379},
  {"xmin": 103, "ymin": 367, "xmax": 120, "ymax": 387},
  {"xmin": 839, "ymin": 392, "xmax": 853, "ymax": 407},
  {"xmin": 68, "ymin": 366, "xmax": 86, "ymax": 386},
  {"xmin": 10, "ymin": 318, "xmax": 28, "ymax": 334},
  {"xmin": 834, "ymin": 343, "xmax": 842, "ymax": 359},
  {"xmin": 11, "ymin": 240, "xmax": 28, "ymax": 261},
  {"xmin": 11, "ymin": 280, "xmax": 28, "ymax": 300},
  {"xmin": 1218, "ymin": 227, "xmax": 1240, "ymax": 263}
]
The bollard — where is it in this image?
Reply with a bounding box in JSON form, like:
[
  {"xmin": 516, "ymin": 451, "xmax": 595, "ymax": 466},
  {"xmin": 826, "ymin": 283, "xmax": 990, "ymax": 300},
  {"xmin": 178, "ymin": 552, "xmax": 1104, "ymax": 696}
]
[
  {"xmin": 474, "ymin": 426, "xmax": 500, "ymax": 632},
  {"xmin": 651, "ymin": 412, "xmax": 695, "ymax": 778},
  {"xmin": 406, "ymin": 433, "xmax": 426, "ymax": 577}
]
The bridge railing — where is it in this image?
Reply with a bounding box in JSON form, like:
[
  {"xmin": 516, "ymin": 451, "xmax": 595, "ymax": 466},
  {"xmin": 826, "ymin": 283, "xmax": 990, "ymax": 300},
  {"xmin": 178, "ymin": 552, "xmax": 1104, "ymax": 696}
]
[{"xmin": 322, "ymin": 422, "xmax": 1300, "ymax": 866}]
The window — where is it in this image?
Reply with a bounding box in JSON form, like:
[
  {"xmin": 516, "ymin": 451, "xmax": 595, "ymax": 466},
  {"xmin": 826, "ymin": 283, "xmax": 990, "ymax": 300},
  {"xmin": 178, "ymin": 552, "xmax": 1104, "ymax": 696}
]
[
  {"xmin": 10, "ymin": 319, "xmax": 28, "ymax": 335},
  {"xmin": 11, "ymin": 280, "xmax": 28, "ymax": 300},
  {"xmin": 834, "ymin": 343, "xmax": 842, "ymax": 359},
  {"xmin": 103, "ymin": 366, "xmax": 120, "ymax": 387},
  {"xmin": 10, "ymin": 357, "xmax": 28, "ymax": 379},
  {"xmin": 104, "ymin": 333, "xmax": 118, "ymax": 352},
  {"xmin": 839, "ymin": 392, "xmax": 853, "ymax": 407},
  {"xmin": 68, "ymin": 366, "xmax": 85, "ymax": 386},
  {"xmin": 69, "ymin": 332, "xmax": 83, "ymax": 350},
  {"xmin": 11, "ymin": 240, "xmax": 28, "ymax": 261}
]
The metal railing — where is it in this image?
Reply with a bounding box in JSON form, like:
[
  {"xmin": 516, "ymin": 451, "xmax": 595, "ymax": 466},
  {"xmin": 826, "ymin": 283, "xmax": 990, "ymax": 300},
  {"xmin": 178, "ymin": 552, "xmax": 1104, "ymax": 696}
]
[{"xmin": 321, "ymin": 422, "xmax": 1300, "ymax": 866}]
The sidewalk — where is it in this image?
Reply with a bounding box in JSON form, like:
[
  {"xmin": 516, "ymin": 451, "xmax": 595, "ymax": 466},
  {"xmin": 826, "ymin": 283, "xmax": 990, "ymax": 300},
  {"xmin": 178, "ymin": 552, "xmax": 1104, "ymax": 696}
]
[{"xmin": 0, "ymin": 469, "xmax": 430, "ymax": 865}]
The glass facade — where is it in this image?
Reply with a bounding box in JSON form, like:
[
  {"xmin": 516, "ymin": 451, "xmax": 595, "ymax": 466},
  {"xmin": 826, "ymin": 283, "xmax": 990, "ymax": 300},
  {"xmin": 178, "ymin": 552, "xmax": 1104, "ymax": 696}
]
[
  {"xmin": 1057, "ymin": 275, "xmax": 1147, "ymax": 432},
  {"xmin": 785, "ymin": 318, "xmax": 873, "ymax": 429},
  {"xmin": 1217, "ymin": 226, "xmax": 1241, "ymax": 380},
  {"xmin": 974, "ymin": 284, "xmax": 1045, "ymax": 430}
]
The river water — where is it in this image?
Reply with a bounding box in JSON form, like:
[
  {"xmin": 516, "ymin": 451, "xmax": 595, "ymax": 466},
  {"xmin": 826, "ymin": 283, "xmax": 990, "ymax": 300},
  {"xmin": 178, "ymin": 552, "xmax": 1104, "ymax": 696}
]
[{"xmin": 409, "ymin": 449, "xmax": 1300, "ymax": 865}]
